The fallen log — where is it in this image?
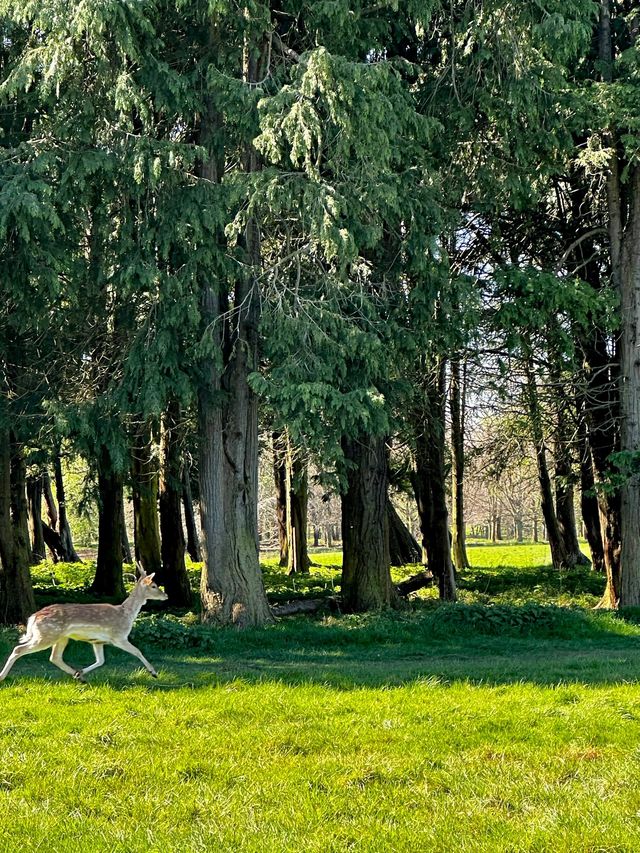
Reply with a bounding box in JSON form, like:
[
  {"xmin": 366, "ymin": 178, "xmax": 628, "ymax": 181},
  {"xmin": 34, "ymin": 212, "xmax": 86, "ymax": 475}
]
[
  {"xmin": 271, "ymin": 597, "xmax": 339, "ymax": 617},
  {"xmin": 395, "ymin": 570, "xmax": 434, "ymax": 597},
  {"xmin": 270, "ymin": 569, "xmax": 435, "ymax": 617}
]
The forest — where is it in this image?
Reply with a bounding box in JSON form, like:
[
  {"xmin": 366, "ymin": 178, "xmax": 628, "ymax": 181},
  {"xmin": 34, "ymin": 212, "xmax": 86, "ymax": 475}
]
[
  {"xmin": 1, "ymin": 1, "xmax": 640, "ymax": 850},
  {"xmin": 1, "ymin": 0, "xmax": 638, "ymax": 627}
]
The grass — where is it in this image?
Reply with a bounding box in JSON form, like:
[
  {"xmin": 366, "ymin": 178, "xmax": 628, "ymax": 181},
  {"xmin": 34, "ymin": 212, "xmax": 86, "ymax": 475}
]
[{"xmin": 2, "ymin": 544, "xmax": 640, "ymax": 851}]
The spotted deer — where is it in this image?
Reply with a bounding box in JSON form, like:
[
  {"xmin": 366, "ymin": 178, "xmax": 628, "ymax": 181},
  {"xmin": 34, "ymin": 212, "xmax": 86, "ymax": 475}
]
[{"xmin": 0, "ymin": 568, "xmax": 167, "ymax": 682}]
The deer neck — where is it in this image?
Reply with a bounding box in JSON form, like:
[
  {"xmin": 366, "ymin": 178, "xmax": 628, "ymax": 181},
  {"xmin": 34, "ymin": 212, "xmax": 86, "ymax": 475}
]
[{"xmin": 120, "ymin": 585, "xmax": 148, "ymax": 626}]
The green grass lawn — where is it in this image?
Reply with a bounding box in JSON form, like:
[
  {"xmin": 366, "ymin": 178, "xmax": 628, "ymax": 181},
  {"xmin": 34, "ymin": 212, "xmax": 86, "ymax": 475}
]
[{"xmin": 3, "ymin": 544, "xmax": 640, "ymax": 851}]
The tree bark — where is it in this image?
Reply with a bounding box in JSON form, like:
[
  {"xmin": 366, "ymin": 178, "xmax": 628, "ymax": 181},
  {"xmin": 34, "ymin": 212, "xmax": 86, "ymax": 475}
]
[
  {"xmin": 575, "ymin": 401, "xmax": 605, "ymax": 572},
  {"xmin": 42, "ymin": 471, "xmax": 58, "ymax": 530},
  {"xmin": 411, "ymin": 360, "xmax": 457, "ymax": 600},
  {"xmin": 27, "ymin": 474, "xmax": 46, "ymax": 563},
  {"xmin": 120, "ymin": 499, "xmax": 132, "ymax": 564},
  {"xmin": 592, "ymin": 0, "xmax": 627, "ymax": 606},
  {"xmin": 0, "ymin": 427, "xmax": 35, "ymax": 624},
  {"xmin": 53, "ymin": 451, "xmax": 82, "ymax": 563},
  {"xmin": 580, "ymin": 441, "xmax": 605, "ymax": 573},
  {"xmin": 525, "ymin": 357, "xmax": 573, "ymax": 569},
  {"xmin": 159, "ymin": 402, "xmax": 192, "ymax": 607},
  {"xmin": 42, "ymin": 523, "xmax": 65, "ymax": 561},
  {"xmin": 341, "ymin": 434, "xmax": 398, "ymax": 611},
  {"xmin": 553, "ymin": 396, "xmax": 589, "ymax": 566},
  {"xmin": 450, "ymin": 358, "xmax": 470, "ymax": 569},
  {"xmin": 581, "ymin": 323, "xmax": 621, "ymax": 601},
  {"xmin": 91, "ymin": 446, "xmax": 125, "ymax": 598},
  {"xmin": 388, "ymin": 498, "xmax": 421, "ymax": 565},
  {"xmin": 11, "ymin": 442, "xmax": 33, "ymax": 573},
  {"xmin": 272, "ymin": 431, "xmax": 289, "ymax": 567},
  {"xmin": 182, "ymin": 460, "xmax": 201, "ymax": 562},
  {"xmin": 617, "ymin": 164, "xmax": 640, "ymax": 605},
  {"xmin": 568, "ymin": 210, "xmax": 621, "ymax": 593},
  {"xmin": 131, "ymin": 423, "xmax": 162, "ymax": 579},
  {"xmin": 515, "ymin": 517, "xmax": 524, "ymax": 543},
  {"xmin": 196, "ymin": 45, "xmax": 272, "ymax": 626},
  {"xmin": 396, "ymin": 569, "xmax": 435, "ymax": 596},
  {"xmin": 274, "ymin": 430, "xmax": 311, "ymax": 573},
  {"xmin": 287, "ymin": 445, "xmax": 310, "ymax": 575}
]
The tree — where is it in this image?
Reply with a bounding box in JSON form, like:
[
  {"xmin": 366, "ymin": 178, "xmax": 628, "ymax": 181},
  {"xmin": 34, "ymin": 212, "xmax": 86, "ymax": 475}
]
[
  {"xmin": 450, "ymin": 357, "xmax": 470, "ymax": 569},
  {"xmin": 131, "ymin": 423, "xmax": 162, "ymax": 579},
  {"xmin": 593, "ymin": 0, "xmax": 640, "ymax": 606},
  {"xmin": 272, "ymin": 431, "xmax": 310, "ymax": 574},
  {"xmin": 182, "ymin": 456, "xmax": 201, "ymax": 563},
  {"xmin": 159, "ymin": 402, "xmax": 192, "ymax": 607},
  {"xmin": 342, "ymin": 435, "xmax": 398, "ymax": 611}
]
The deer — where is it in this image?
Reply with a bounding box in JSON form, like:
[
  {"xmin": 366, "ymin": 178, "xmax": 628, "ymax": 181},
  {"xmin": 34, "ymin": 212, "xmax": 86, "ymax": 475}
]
[{"xmin": 0, "ymin": 567, "xmax": 168, "ymax": 683}]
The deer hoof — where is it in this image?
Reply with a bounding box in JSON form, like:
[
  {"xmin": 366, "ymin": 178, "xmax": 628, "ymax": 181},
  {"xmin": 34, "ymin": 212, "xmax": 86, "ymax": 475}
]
[
  {"xmin": 74, "ymin": 671, "xmax": 87, "ymax": 683},
  {"xmin": 150, "ymin": 672, "xmax": 158, "ymax": 679}
]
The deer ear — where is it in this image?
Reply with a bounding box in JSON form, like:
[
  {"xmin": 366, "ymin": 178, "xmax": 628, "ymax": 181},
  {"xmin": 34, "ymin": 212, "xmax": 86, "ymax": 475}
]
[{"xmin": 143, "ymin": 573, "xmax": 156, "ymax": 585}]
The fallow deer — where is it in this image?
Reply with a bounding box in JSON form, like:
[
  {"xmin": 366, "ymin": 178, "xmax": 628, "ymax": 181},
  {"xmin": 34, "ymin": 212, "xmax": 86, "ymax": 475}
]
[{"xmin": 0, "ymin": 568, "xmax": 167, "ymax": 682}]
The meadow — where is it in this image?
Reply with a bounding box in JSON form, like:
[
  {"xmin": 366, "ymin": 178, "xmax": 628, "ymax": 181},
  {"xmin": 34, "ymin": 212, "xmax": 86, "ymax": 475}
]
[{"xmin": 2, "ymin": 544, "xmax": 640, "ymax": 852}]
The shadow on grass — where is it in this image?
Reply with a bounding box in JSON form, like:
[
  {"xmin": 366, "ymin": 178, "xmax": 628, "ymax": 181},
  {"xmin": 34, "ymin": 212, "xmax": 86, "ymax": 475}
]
[
  {"xmin": 458, "ymin": 564, "xmax": 605, "ymax": 600},
  {"xmin": 3, "ymin": 600, "xmax": 640, "ymax": 691}
]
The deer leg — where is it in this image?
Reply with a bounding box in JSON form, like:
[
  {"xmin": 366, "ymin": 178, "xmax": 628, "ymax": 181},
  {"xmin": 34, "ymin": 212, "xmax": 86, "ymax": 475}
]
[
  {"xmin": 78, "ymin": 644, "xmax": 105, "ymax": 677},
  {"xmin": 49, "ymin": 637, "xmax": 82, "ymax": 679},
  {"xmin": 0, "ymin": 641, "xmax": 52, "ymax": 681},
  {"xmin": 110, "ymin": 638, "xmax": 158, "ymax": 677}
]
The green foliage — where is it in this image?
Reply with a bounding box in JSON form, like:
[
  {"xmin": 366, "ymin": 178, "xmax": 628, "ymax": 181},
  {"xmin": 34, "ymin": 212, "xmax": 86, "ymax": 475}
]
[{"xmin": 491, "ymin": 267, "xmax": 616, "ymax": 356}]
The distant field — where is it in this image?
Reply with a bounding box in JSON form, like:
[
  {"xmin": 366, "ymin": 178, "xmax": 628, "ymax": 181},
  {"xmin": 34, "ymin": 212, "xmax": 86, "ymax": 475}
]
[{"xmin": 3, "ymin": 543, "xmax": 640, "ymax": 852}]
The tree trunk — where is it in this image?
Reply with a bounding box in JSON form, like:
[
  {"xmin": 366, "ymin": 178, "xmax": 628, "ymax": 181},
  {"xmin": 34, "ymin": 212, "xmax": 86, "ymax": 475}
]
[
  {"xmin": 313, "ymin": 525, "xmax": 320, "ymax": 548},
  {"xmin": 27, "ymin": 474, "xmax": 46, "ymax": 563},
  {"xmin": 592, "ymin": 0, "xmax": 628, "ymax": 606},
  {"xmin": 450, "ymin": 358, "xmax": 470, "ymax": 569},
  {"xmin": 388, "ymin": 498, "xmax": 421, "ymax": 565},
  {"xmin": 576, "ymin": 408, "xmax": 605, "ymax": 573},
  {"xmin": 411, "ymin": 361, "xmax": 457, "ymax": 600},
  {"xmin": 42, "ymin": 471, "xmax": 58, "ymax": 531},
  {"xmin": 515, "ymin": 517, "xmax": 524, "ymax": 543},
  {"xmin": 182, "ymin": 460, "xmax": 201, "ymax": 562},
  {"xmin": 551, "ymin": 370, "xmax": 589, "ymax": 566},
  {"xmin": 53, "ymin": 451, "xmax": 82, "ymax": 563},
  {"xmin": 617, "ymin": 165, "xmax": 640, "ymax": 605},
  {"xmin": 325, "ymin": 525, "xmax": 333, "ymax": 548},
  {"xmin": 0, "ymin": 428, "xmax": 35, "ymax": 624},
  {"xmin": 11, "ymin": 442, "xmax": 33, "ymax": 573},
  {"xmin": 91, "ymin": 447, "xmax": 125, "ymax": 598},
  {"xmin": 121, "ymin": 500, "xmax": 132, "ymax": 564},
  {"xmin": 196, "ymin": 63, "xmax": 272, "ymax": 627},
  {"xmin": 132, "ymin": 423, "xmax": 162, "ymax": 579},
  {"xmin": 580, "ymin": 322, "xmax": 621, "ymax": 600},
  {"xmin": 287, "ymin": 445, "xmax": 310, "ymax": 575},
  {"xmin": 554, "ymin": 441, "xmax": 588, "ymax": 566},
  {"xmin": 525, "ymin": 357, "xmax": 573, "ymax": 569},
  {"xmin": 341, "ymin": 435, "xmax": 398, "ymax": 611},
  {"xmin": 580, "ymin": 450, "xmax": 605, "ymax": 574},
  {"xmin": 272, "ymin": 431, "xmax": 289, "ymax": 567},
  {"xmin": 42, "ymin": 523, "xmax": 65, "ymax": 562},
  {"xmin": 159, "ymin": 402, "xmax": 192, "ymax": 607}
]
